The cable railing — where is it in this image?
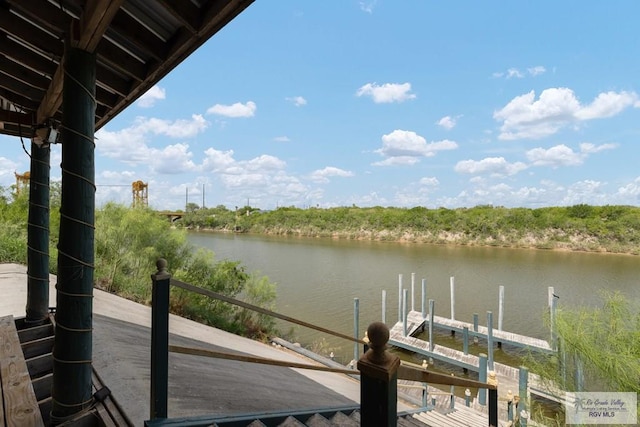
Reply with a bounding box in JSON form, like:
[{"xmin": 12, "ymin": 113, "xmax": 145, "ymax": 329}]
[{"xmin": 146, "ymin": 259, "xmax": 499, "ymax": 427}]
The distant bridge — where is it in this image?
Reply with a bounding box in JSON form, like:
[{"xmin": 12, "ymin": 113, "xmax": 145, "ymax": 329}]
[{"xmin": 158, "ymin": 211, "xmax": 184, "ymax": 222}]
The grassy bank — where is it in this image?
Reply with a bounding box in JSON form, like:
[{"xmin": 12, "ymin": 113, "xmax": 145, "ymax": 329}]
[{"xmin": 179, "ymin": 204, "xmax": 640, "ymax": 255}]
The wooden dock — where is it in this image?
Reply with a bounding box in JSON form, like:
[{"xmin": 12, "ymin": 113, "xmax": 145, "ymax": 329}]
[
  {"xmin": 400, "ymin": 309, "xmax": 553, "ymax": 354},
  {"xmin": 389, "ymin": 311, "xmax": 573, "ymax": 408}
]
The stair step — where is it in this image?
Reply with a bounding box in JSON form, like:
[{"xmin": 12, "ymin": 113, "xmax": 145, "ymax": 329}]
[
  {"xmin": 32, "ymin": 372, "xmax": 53, "ymax": 401},
  {"xmin": 329, "ymin": 411, "xmax": 359, "ymax": 426},
  {"xmin": 305, "ymin": 413, "xmax": 333, "ymax": 427},
  {"xmin": 26, "ymin": 352, "xmax": 54, "ymax": 379},
  {"xmin": 246, "ymin": 421, "xmax": 268, "ymax": 427},
  {"xmin": 278, "ymin": 416, "xmax": 306, "ymax": 426},
  {"xmin": 38, "ymin": 396, "xmax": 52, "ymax": 426},
  {"xmin": 21, "ymin": 335, "xmax": 54, "ymax": 359},
  {"xmin": 17, "ymin": 322, "xmax": 54, "ymax": 343}
]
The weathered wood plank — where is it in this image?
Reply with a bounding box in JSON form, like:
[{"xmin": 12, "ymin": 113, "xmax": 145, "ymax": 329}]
[
  {"xmin": 0, "ymin": 315, "xmax": 44, "ymax": 427},
  {"xmin": 17, "ymin": 324, "xmax": 53, "ymax": 345}
]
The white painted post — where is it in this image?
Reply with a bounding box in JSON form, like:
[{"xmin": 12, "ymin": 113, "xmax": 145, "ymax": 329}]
[
  {"xmin": 421, "ymin": 278, "xmax": 426, "ymax": 319},
  {"xmin": 398, "ymin": 274, "xmax": 403, "ymax": 323},
  {"xmin": 402, "ymin": 289, "xmax": 408, "ymax": 337},
  {"xmin": 353, "ymin": 298, "xmax": 359, "ymax": 364},
  {"xmin": 411, "ymin": 272, "xmax": 416, "ymax": 313},
  {"xmin": 487, "ymin": 311, "xmax": 494, "ymax": 370},
  {"xmin": 550, "ymin": 290, "xmax": 558, "ymax": 351},
  {"xmin": 381, "ymin": 290, "xmax": 386, "ymax": 324},
  {"xmin": 548, "ymin": 286, "xmax": 554, "ymax": 309},
  {"xmin": 428, "ymin": 299, "xmax": 435, "ymax": 351},
  {"xmin": 498, "ymin": 285, "xmax": 505, "ymax": 331},
  {"xmin": 450, "ymin": 276, "xmax": 455, "ymax": 320}
]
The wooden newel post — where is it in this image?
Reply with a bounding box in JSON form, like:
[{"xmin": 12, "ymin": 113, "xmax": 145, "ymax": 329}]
[
  {"xmin": 487, "ymin": 371, "xmax": 498, "ymax": 427},
  {"xmin": 358, "ymin": 322, "xmax": 400, "ymax": 427},
  {"xmin": 150, "ymin": 259, "xmax": 171, "ymax": 420}
]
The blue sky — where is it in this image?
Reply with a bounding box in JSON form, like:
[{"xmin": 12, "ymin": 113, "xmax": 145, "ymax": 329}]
[{"xmin": 2, "ymin": 1, "xmax": 640, "ymax": 211}]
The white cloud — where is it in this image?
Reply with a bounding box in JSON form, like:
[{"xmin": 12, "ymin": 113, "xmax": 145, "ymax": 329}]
[
  {"xmin": 201, "ymin": 148, "xmax": 237, "ymax": 172},
  {"xmin": 579, "ymin": 142, "xmax": 618, "ymax": 154},
  {"xmin": 309, "ymin": 166, "xmax": 355, "ymax": 183},
  {"xmin": 96, "ymin": 115, "xmax": 208, "ymax": 164},
  {"xmin": 207, "ymin": 101, "xmax": 257, "ymax": 118},
  {"xmin": 419, "ymin": 177, "xmax": 439, "ymax": 187},
  {"xmin": 507, "ymin": 68, "xmax": 524, "ymax": 79},
  {"xmin": 527, "ymin": 66, "xmax": 546, "ymax": 77},
  {"xmin": 494, "ymin": 88, "xmax": 639, "ymax": 140},
  {"xmin": 574, "ymin": 91, "xmax": 638, "ymax": 120},
  {"xmin": 454, "ymin": 157, "xmax": 528, "ymax": 176},
  {"xmin": 436, "ymin": 115, "xmax": 457, "ymax": 130},
  {"xmin": 151, "ymin": 143, "xmax": 196, "ymax": 174},
  {"xmin": 0, "ymin": 157, "xmax": 18, "ymax": 178},
  {"xmin": 359, "ymin": 0, "xmax": 378, "ymax": 13},
  {"xmin": 273, "ymin": 136, "xmax": 291, "ymax": 142},
  {"xmin": 526, "ymin": 144, "xmax": 583, "ymax": 167},
  {"xmin": 286, "ymin": 96, "xmax": 307, "ymax": 107},
  {"xmin": 137, "ymin": 85, "xmax": 166, "ymax": 108},
  {"xmin": 356, "ymin": 82, "xmax": 416, "ymax": 103},
  {"xmin": 492, "ymin": 66, "xmax": 546, "ymax": 79},
  {"xmin": 526, "ymin": 143, "xmax": 618, "ymax": 168},
  {"xmin": 373, "ymin": 130, "xmax": 458, "ymax": 166}
]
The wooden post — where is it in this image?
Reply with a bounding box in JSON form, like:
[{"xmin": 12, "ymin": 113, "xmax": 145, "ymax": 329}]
[
  {"xmin": 428, "ymin": 299, "xmax": 434, "ymax": 351},
  {"xmin": 498, "ymin": 285, "xmax": 504, "ymax": 331},
  {"xmin": 354, "ymin": 298, "xmax": 360, "ymax": 363},
  {"xmin": 358, "ymin": 322, "xmax": 400, "ymax": 427},
  {"xmin": 463, "ymin": 326, "xmax": 469, "ymax": 355},
  {"xmin": 52, "ymin": 46, "xmax": 96, "ymax": 422},
  {"xmin": 150, "ymin": 259, "xmax": 171, "ymax": 420},
  {"xmin": 478, "ymin": 353, "xmax": 487, "ymax": 406},
  {"xmin": 519, "ymin": 366, "xmax": 529, "ymax": 426},
  {"xmin": 488, "ymin": 371, "xmax": 499, "ymax": 427},
  {"xmin": 402, "ymin": 290, "xmax": 408, "ymax": 337},
  {"xmin": 473, "ymin": 313, "xmax": 479, "ymax": 332},
  {"xmin": 421, "ymin": 278, "xmax": 426, "ymax": 319},
  {"xmin": 26, "ymin": 142, "xmax": 50, "ymax": 323},
  {"xmin": 398, "ymin": 274, "xmax": 403, "ymax": 323},
  {"xmin": 450, "ymin": 276, "xmax": 455, "ymax": 320},
  {"xmin": 487, "ymin": 311, "xmax": 494, "ymax": 370},
  {"xmin": 381, "ymin": 290, "xmax": 386, "ymax": 324},
  {"xmin": 464, "ymin": 388, "xmax": 471, "ymax": 407}
]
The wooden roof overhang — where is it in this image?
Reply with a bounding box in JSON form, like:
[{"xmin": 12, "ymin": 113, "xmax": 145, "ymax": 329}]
[{"xmin": 0, "ymin": 0, "xmax": 254, "ymax": 139}]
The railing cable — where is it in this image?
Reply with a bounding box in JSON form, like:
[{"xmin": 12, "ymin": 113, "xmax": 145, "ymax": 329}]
[
  {"xmin": 169, "ymin": 345, "xmax": 358, "ymax": 376},
  {"xmin": 170, "ymin": 278, "xmax": 366, "ymax": 345}
]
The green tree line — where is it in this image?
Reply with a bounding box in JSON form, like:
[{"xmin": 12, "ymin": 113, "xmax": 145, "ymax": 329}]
[
  {"xmin": 179, "ymin": 203, "xmax": 640, "ymax": 254},
  {"xmin": 0, "ymin": 185, "xmax": 277, "ymax": 339}
]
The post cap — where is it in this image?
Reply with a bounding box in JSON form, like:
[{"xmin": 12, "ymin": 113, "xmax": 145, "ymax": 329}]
[
  {"xmin": 156, "ymin": 258, "xmax": 168, "ymax": 273},
  {"xmin": 367, "ymin": 322, "xmax": 389, "ymax": 350}
]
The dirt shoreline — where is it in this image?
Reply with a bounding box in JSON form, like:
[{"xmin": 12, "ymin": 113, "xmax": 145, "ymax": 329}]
[{"xmin": 187, "ymin": 227, "xmax": 640, "ymax": 256}]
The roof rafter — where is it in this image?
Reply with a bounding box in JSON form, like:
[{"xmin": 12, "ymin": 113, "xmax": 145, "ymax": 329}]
[{"xmin": 36, "ymin": 0, "xmax": 125, "ymax": 124}]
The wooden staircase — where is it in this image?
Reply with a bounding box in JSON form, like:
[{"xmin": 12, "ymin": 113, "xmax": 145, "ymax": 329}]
[{"xmin": 2, "ymin": 314, "xmax": 134, "ymax": 427}]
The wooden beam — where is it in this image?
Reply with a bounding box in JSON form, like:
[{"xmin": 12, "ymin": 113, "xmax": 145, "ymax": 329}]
[
  {"xmin": 77, "ymin": 0, "xmax": 125, "ymax": 52},
  {"xmin": 0, "ymin": 72, "xmax": 45, "ymax": 102},
  {"xmin": 37, "ymin": 0, "xmax": 124, "ymax": 123},
  {"xmin": 0, "ymin": 8, "xmax": 64, "ymax": 60},
  {"xmin": 0, "ymin": 54, "xmax": 50, "ymax": 90},
  {"xmin": 156, "ymin": 0, "xmax": 201, "ymax": 33},
  {"xmin": 96, "ymin": 63, "xmax": 132, "ymax": 98},
  {"xmin": 0, "ymin": 109, "xmax": 33, "ymax": 127},
  {"xmin": 0, "ymin": 33, "xmax": 58, "ymax": 77},
  {"xmin": 5, "ymin": 0, "xmax": 70, "ymax": 40},
  {"xmin": 110, "ymin": 10, "xmax": 167, "ymax": 62},
  {"xmin": 96, "ymin": 38, "xmax": 147, "ymax": 82},
  {"xmin": 0, "ymin": 87, "xmax": 39, "ymax": 111}
]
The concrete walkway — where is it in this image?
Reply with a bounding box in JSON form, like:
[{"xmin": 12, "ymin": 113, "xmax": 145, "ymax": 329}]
[{"xmin": 1, "ymin": 263, "xmax": 377, "ymax": 425}]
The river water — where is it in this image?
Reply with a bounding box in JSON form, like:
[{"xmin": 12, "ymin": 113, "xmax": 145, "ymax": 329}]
[{"xmin": 187, "ymin": 231, "xmax": 640, "ymax": 364}]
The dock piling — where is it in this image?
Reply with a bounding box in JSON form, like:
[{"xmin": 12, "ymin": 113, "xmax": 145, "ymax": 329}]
[
  {"xmin": 450, "ymin": 276, "xmax": 455, "ymax": 320},
  {"xmin": 354, "ymin": 297, "xmax": 359, "ymax": 364},
  {"xmin": 381, "ymin": 290, "xmax": 386, "ymax": 324},
  {"xmin": 487, "ymin": 311, "xmax": 494, "ymax": 370},
  {"xmin": 478, "ymin": 353, "xmax": 487, "ymax": 406},
  {"xmin": 411, "ymin": 272, "xmax": 416, "ymax": 312},
  {"xmin": 398, "ymin": 274, "xmax": 403, "ymax": 323},
  {"xmin": 402, "ymin": 289, "xmax": 408, "ymax": 337},
  {"xmin": 498, "ymin": 285, "xmax": 504, "ymax": 331},
  {"xmin": 421, "ymin": 278, "xmax": 426, "ymax": 320},
  {"xmin": 519, "ymin": 366, "xmax": 529, "ymax": 426},
  {"xmin": 463, "ymin": 326, "xmax": 469, "ymax": 355},
  {"xmin": 428, "ymin": 299, "xmax": 434, "ymax": 351}
]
